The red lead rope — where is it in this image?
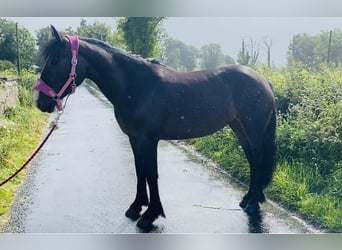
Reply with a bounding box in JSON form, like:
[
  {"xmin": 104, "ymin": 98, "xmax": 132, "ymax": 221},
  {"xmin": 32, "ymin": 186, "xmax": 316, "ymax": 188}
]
[{"xmin": 0, "ymin": 123, "xmax": 57, "ymax": 187}]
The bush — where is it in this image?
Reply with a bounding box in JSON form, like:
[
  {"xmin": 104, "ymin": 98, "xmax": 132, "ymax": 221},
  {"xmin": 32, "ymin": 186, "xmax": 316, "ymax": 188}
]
[
  {"xmin": 17, "ymin": 70, "xmax": 37, "ymax": 107},
  {"xmin": 0, "ymin": 60, "xmax": 15, "ymax": 71}
]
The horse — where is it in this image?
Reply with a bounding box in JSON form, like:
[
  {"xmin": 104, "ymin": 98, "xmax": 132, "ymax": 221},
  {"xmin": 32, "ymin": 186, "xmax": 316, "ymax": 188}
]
[{"xmin": 33, "ymin": 25, "xmax": 277, "ymax": 230}]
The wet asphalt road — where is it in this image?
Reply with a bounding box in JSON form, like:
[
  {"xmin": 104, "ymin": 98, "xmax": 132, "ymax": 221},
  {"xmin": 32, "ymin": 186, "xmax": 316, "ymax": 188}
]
[{"xmin": 4, "ymin": 85, "xmax": 318, "ymax": 233}]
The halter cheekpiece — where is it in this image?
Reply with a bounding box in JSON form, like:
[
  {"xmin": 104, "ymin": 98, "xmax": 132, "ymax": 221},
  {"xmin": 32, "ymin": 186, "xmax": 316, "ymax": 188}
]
[{"xmin": 34, "ymin": 35, "xmax": 79, "ymax": 111}]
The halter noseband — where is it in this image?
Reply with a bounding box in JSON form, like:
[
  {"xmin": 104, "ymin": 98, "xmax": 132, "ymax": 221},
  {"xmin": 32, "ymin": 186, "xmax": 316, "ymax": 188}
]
[{"xmin": 34, "ymin": 35, "xmax": 79, "ymax": 111}]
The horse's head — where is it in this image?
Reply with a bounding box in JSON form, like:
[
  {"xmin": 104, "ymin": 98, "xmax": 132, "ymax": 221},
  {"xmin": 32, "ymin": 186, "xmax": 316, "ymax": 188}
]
[{"xmin": 34, "ymin": 25, "xmax": 86, "ymax": 113}]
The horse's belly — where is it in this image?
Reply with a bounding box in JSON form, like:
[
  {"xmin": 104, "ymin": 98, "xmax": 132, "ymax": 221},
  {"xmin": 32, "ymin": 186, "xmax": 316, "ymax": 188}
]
[{"xmin": 160, "ymin": 111, "xmax": 231, "ymax": 140}]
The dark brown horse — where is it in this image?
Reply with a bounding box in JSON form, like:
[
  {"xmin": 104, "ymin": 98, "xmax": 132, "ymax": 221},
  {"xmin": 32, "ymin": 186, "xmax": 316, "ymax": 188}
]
[{"xmin": 34, "ymin": 26, "xmax": 276, "ymax": 230}]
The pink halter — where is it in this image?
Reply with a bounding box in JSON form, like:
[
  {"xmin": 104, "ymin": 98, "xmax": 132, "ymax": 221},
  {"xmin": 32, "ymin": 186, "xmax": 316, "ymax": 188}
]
[{"xmin": 34, "ymin": 35, "xmax": 79, "ymax": 111}]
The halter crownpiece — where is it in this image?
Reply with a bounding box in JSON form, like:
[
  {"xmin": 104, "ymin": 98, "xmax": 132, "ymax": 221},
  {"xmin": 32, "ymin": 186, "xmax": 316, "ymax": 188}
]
[{"xmin": 34, "ymin": 35, "xmax": 79, "ymax": 111}]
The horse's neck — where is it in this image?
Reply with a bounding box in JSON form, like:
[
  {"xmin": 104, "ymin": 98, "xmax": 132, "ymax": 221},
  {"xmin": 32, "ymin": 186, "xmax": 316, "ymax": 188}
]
[{"xmin": 80, "ymin": 41, "xmax": 127, "ymax": 106}]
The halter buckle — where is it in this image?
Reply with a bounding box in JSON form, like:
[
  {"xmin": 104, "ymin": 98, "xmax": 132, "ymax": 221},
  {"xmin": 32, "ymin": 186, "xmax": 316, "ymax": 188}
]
[
  {"xmin": 71, "ymin": 57, "xmax": 78, "ymax": 66},
  {"xmin": 71, "ymin": 82, "xmax": 77, "ymax": 94}
]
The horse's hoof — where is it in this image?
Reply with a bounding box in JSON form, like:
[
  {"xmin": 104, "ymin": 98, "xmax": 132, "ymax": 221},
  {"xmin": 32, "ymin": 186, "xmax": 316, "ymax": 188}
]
[
  {"xmin": 243, "ymin": 202, "xmax": 260, "ymax": 215},
  {"xmin": 137, "ymin": 217, "xmax": 154, "ymax": 230},
  {"xmin": 239, "ymin": 199, "xmax": 248, "ymax": 209},
  {"xmin": 125, "ymin": 207, "xmax": 141, "ymax": 221},
  {"xmin": 239, "ymin": 195, "xmax": 251, "ymax": 209}
]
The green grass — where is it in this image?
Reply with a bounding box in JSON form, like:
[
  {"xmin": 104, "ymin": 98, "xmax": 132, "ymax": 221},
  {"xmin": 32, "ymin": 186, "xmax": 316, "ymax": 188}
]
[
  {"xmin": 268, "ymin": 161, "xmax": 342, "ymax": 232},
  {"xmin": 0, "ymin": 71, "xmax": 49, "ymax": 228},
  {"xmin": 190, "ymin": 132, "xmax": 342, "ymax": 232}
]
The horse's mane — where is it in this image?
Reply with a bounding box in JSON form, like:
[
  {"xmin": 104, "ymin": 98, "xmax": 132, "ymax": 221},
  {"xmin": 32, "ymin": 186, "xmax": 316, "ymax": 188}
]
[
  {"xmin": 82, "ymin": 37, "xmax": 167, "ymax": 67},
  {"xmin": 41, "ymin": 36, "xmax": 168, "ymax": 69},
  {"xmin": 41, "ymin": 37, "xmax": 65, "ymax": 60}
]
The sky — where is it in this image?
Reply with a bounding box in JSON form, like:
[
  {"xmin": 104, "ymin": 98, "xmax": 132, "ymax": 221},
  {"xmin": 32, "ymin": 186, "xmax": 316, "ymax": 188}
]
[{"xmin": 5, "ymin": 17, "xmax": 342, "ymax": 66}]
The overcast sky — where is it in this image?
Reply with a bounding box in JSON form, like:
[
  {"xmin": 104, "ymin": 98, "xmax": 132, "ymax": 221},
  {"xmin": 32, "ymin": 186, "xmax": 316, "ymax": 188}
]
[{"xmin": 6, "ymin": 17, "xmax": 342, "ymax": 66}]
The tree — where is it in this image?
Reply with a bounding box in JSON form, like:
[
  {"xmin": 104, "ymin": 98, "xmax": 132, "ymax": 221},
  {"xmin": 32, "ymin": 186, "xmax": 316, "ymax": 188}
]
[
  {"xmin": 162, "ymin": 38, "xmax": 234, "ymax": 71},
  {"xmin": 0, "ymin": 18, "xmax": 17, "ymax": 64},
  {"xmin": 182, "ymin": 44, "xmax": 199, "ymax": 71},
  {"xmin": 200, "ymin": 43, "xmax": 224, "ymax": 69},
  {"xmin": 288, "ymin": 30, "xmax": 342, "ymax": 67},
  {"xmin": 64, "ymin": 26, "xmax": 76, "ymax": 36},
  {"xmin": 77, "ymin": 19, "xmax": 113, "ymax": 43},
  {"xmin": 223, "ymin": 54, "xmax": 235, "ymax": 65},
  {"xmin": 117, "ymin": 17, "xmax": 165, "ymax": 58},
  {"xmin": 18, "ymin": 27, "xmax": 36, "ymax": 69},
  {"xmin": 263, "ymin": 37, "xmax": 272, "ymax": 67},
  {"xmin": 162, "ymin": 38, "xmax": 199, "ymax": 71},
  {"xmin": 288, "ymin": 33, "xmax": 321, "ymax": 67},
  {"xmin": 0, "ymin": 18, "xmax": 36, "ymax": 70},
  {"xmin": 237, "ymin": 39, "xmax": 259, "ymax": 67}
]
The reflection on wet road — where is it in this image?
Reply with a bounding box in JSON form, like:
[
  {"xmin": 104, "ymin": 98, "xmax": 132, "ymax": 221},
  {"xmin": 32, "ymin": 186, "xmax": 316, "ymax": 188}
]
[{"xmin": 4, "ymin": 85, "xmax": 318, "ymax": 233}]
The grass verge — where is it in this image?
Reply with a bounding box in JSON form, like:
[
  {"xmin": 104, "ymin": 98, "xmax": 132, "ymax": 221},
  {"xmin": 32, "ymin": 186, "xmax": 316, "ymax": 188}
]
[
  {"xmin": 189, "ymin": 127, "xmax": 342, "ymax": 232},
  {"xmin": 0, "ymin": 71, "xmax": 49, "ymax": 229}
]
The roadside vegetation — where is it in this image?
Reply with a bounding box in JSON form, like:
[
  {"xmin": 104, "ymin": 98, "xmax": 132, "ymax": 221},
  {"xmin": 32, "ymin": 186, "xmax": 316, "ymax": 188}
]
[
  {"xmin": 1, "ymin": 17, "xmax": 341, "ymax": 232},
  {"xmin": 0, "ymin": 70, "xmax": 49, "ymax": 227},
  {"xmin": 189, "ymin": 62, "xmax": 342, "ymax": 232}
]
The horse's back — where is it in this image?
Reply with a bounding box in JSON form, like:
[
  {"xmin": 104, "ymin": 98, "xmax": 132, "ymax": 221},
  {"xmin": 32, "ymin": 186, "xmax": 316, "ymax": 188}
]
[{"xmin": 156, "ymin": 64, "xmax": 275, "ymax": 140}]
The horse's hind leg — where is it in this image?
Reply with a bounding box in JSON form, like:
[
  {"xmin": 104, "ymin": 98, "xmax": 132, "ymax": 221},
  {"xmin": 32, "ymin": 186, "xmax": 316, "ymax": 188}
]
[
  {"xmin": 229, "ymin": 120, "xmax": 264, "ymax": 212},
  {"xmin": 230, "ymin": 109, "xmax": 276, "ymax": 214},
  {"xmin": 241, "ymin": 147, "xmax": 267, "ymax": 214},
  {"xmin": 245, "ymin": 114, "xmax": 276, "ymax": 214}
]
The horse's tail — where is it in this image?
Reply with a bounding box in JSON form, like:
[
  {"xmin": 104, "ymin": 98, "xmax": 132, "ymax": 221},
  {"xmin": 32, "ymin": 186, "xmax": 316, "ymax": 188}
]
[{"xmin": 260, "ymin": 107, "xmax": 277, "ymax": 188}]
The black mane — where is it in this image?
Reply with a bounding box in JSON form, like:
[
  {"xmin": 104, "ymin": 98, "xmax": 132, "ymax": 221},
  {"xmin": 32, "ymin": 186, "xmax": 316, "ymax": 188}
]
[
  {"xmin": 41, "ymin": 37, "xmax": 67, "ymax": 60},
  {"xmin": 42, "ymin": 36, "xmax": 167, "ymax": 68},
  {"xmin": 83, "ymin": 37, "xmax": 167, "ymax": 67}
]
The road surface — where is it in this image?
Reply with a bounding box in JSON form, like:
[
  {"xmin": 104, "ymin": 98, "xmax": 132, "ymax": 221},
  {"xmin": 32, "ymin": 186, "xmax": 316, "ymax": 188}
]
[{"xmin": 3, "ymin": 85, "xmax": 318, "ymax": 233}]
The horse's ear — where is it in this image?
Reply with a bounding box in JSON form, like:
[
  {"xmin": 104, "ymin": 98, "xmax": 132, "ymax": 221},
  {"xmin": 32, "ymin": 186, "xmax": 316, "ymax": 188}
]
[{"xmin": 50, "ymin": 25, "xmax": 64, "ymax": 43}]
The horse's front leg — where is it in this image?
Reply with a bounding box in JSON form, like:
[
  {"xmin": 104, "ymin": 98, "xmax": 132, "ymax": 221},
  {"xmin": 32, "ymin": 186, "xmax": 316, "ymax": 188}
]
[
  {"xmin": 125, "ymin": 137, "xmax": 149, "ymax": 220},
  {"xmin": 126, "ymin": 135, "xmax": 165, "ymax": 229}
]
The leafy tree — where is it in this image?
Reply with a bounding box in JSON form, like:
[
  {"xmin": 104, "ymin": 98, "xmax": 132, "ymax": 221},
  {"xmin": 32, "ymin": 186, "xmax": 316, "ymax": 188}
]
[
  {"xmin": 223, "ymin": 54, "xmax": 235, "ymax": 65},
  {"xmin": 117, "ymin": 17, "xmax": 165, "ymax": 58},
  {"xmin": 181, "ymin": 44, "xmax": 199, "ymax": 71},
  {"xmin": 288, "ymin": 33, "xmax": 322, "ymax": 67},
  {"xmin": 200, "ymin": 43, "xmax": 224, "ymax": 69},
  {"xmin": 288, "ymin": 30, "xmax": 342, "ymax": 67},
  {"xmin": 77, "ymin": 19, "xmax": 126, "ymax": 48},
  {"xmin": 162, "ymin": 38, "xmax": 234, "ymax": 71},
  {"xmin": 64, "ymin": 26, "xmax": 76, "ymax": 36},
  {"xmin": 18, "ymin": 27, "xmax": 36, "ymax": 69},
  {"xmin": 0, "ymin": 18, "xmax": 37, "ymax": 70},
  {"xmin": 0, "ymin": 18, "xmax": 16, "ymax": 63},
  {"xmin": 162, "ymin": 38, "xmax": 199, "ymax": 71},
  {"xmin": 77, "ymin": 19, "xmax": 113, "ymax": 43}
]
